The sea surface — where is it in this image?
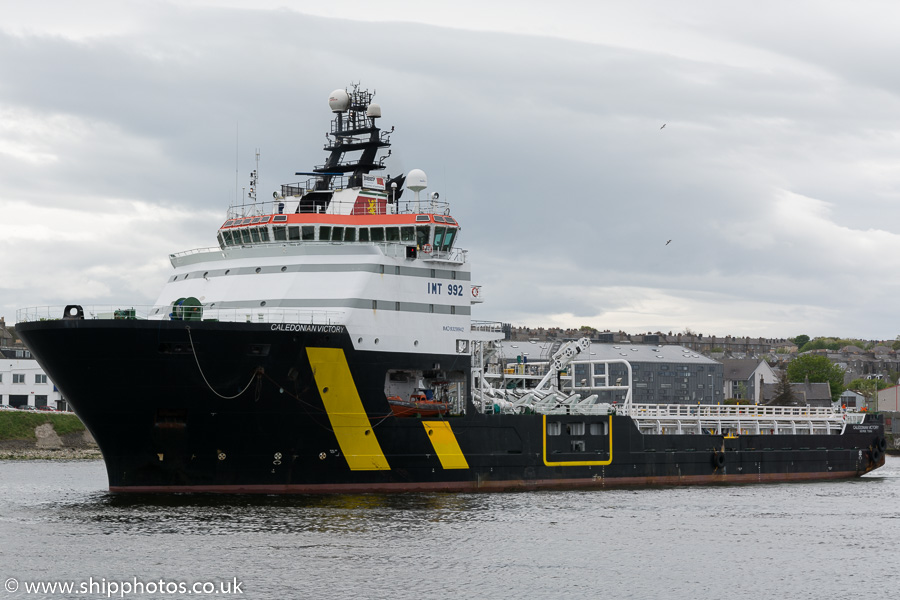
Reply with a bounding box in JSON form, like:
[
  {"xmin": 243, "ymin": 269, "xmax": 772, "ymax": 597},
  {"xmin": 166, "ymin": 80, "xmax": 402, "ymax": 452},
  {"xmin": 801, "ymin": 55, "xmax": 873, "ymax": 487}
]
[{"xmin": 1, "ymin": 457, "xmax": 898, "ymax": 600}]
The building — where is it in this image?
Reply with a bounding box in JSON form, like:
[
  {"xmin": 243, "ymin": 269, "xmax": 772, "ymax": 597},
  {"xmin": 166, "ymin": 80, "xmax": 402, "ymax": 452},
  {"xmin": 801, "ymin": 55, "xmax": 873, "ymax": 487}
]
[
  {"xmin": 0, "ymin": 317, "xmax": 66, "ymax": 410},
  {"xmin": 876, "ymin": 385, "xmax": 900, "ymax": 412},
  {"xmin": 721, "ymin": 358, "xmax": 778, "ymax": 403},
  {"xmin": 494, "ymin": 340, "xmax": 723, "ymax": 405},
  {"xmin": 760, "ymin": 381, "xmax": 832, "ymax": 407}
]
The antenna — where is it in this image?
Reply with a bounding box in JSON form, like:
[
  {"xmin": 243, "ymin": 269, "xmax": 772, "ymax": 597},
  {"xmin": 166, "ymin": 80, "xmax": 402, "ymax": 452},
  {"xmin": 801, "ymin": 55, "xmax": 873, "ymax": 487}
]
[
  {"xmin": 249, "ymin": 149, "xmax": 260, "ymax": 212},
  {"xmin": 234, "ymin": 122, "xmax": 239, "ymax": 212}
]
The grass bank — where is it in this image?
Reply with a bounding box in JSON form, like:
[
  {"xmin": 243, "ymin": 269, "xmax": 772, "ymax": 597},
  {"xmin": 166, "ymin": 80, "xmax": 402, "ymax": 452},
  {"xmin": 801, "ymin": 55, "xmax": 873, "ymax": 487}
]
[{"xmin": 0, "ymin": 411, "xmax": 86, "ymax": 441}]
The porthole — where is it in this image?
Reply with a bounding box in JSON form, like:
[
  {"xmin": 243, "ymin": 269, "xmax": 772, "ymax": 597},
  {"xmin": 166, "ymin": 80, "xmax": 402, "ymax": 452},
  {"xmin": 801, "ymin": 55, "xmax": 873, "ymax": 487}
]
[
  {"xmin": 260, "ymin": 301, "xmax": 267, "ymax": 307},
  {"xmin": 374, "ymin": 338, "xmax": 379, "ymax": 344},
  {"xmin": 281, "ymin": 266, "xmax": 287, "ymax": 272},
  {"xmin": 184, "ymin": 273, "xmax": 188, "ymax": 279},
  {"xmin": 358, "ymin": 337, "xmax": 363, "ymax": 343},
  {"xmin": 255, "ymin": 267, "xmax": 261, "ymax": 274},
  {"xmin": 203, "ymin": 271, "xmax": 208, "ymax": 278},
  {"xmin": 225, "ymin": 270, "xmax": 230, "ymax": 275},
  {"xmin": 414, "ymin": 340, "xmax": 419, "ymax": 346}
]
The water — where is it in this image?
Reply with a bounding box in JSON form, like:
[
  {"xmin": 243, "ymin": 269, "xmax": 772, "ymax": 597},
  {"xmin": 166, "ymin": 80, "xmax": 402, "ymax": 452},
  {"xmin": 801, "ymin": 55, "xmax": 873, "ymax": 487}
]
[{"xmin": 1, "ymin": 457, "xmax": 898, "ymax": 599}]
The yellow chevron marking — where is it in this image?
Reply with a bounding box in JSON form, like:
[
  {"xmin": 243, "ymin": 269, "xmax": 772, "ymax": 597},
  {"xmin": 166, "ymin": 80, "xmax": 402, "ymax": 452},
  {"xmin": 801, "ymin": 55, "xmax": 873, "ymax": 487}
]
[
  {"xmin": 422, "ymin": 421, "xmax": 469, "ymax": 470},
  {"xmin": 307, "ymin": 347, "xmax": 390, "ymax": 471},
  {"xmin": 542, "ymin": 415, "xmax": 614, "ymax": 467}
]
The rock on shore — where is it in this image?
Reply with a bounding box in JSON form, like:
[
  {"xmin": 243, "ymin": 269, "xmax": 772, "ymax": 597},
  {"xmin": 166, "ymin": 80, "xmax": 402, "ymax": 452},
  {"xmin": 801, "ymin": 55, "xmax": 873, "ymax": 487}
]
[{"xmin": 0, "ymin": 423, "xmax": 101, "ymax": 460}]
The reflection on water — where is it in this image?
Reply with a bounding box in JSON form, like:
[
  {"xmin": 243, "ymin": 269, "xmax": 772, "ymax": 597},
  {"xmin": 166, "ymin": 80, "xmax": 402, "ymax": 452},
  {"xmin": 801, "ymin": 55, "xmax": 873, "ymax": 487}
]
[{"xmin": 1, "ymin": 457, "xmax": 898, "ymax": 600}]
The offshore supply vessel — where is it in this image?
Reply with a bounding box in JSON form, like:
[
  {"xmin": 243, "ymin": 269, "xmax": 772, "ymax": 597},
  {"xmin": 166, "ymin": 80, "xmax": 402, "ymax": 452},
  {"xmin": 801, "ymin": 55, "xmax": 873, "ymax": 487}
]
[{"xmin": 17, "ymin": 85, "xmax": 886, "ymax": 493}]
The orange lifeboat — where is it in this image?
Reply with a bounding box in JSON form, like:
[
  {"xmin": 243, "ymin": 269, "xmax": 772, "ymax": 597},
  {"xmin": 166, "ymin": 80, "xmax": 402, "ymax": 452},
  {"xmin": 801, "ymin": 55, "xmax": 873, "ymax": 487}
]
[{"xmin": 387, "ymin": 391, "xmax": 450, "ymax": 418}]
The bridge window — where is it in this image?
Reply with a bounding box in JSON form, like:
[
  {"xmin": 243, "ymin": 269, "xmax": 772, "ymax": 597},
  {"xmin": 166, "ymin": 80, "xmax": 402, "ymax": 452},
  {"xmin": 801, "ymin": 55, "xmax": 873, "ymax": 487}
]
[
  {"xmin": 344, "ymin": 227, "xmax": 356, "ymax": 242},
  {"xmin": 273, "ymin": 226, "xmax": 287, "ymax": 241},
  {"xmin": 250, "ymin": 228, "xmax": 261, "ymax": 243},
  {"xmin": 359, "ymin": 228, "xmax": 370, "ymax": 242},
  {"xmin": 401, "ymin": 226, "xmax": 415, "ymax": 242},
  {"xmin": 288, "ymin": 226, "xmax": 300, "ymax": 241},
  {"xmin": 386, "ymin": 227, "xmax": 400, "ymax": 242},
  {"xmin": 319, "ymin": 226, "xmax": 331, "ymax": 240},
  {"xmin": 331, "ymin": 226, "xmax": 344, "ymax": 241},
  {"xmin": 301, "ymin": 226, "xmax": 315, "ymax": 241},
  {"xmin": 441, "ymin": 227, "xmax": 456, "ymax": 251},
  {"xmin": 370, "ymin": 227, "xmax": 385, "ymax": 242},
  {"xmin": 240, "ymin": 229, "xmax": 252, "ymax": 244},
  {"xmin": 258, "ymin": 227, "xmax": 270, "ymax": 242},
  {"xmin": 416, "ymin": 226, "xmax": 430, "ymax": 246}
]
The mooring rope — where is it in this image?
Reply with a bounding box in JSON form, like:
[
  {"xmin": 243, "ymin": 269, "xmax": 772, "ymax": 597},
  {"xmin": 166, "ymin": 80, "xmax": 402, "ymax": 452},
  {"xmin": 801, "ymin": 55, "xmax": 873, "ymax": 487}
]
[{"xmin": 186, "ymin": 326, "xmax": 259, "ymax": 400}]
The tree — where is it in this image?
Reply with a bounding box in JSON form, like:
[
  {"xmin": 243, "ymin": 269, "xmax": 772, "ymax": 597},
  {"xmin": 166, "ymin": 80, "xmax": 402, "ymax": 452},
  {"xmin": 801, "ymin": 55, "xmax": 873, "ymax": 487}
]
[
  {"xmin": 769, "ymin": 369, "xmax": 796, "ymax": 406},
  {"xmin": 786, "ymin": 354, "xmax": 845, "ymax": 403},
  {"xmin": 792, "ymin": 334, "xmax": 810, "ymax": 348}
]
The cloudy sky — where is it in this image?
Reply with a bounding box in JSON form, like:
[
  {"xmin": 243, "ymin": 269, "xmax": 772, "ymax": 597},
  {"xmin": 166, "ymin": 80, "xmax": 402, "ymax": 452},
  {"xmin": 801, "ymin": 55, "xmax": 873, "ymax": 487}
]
[{"xmin": 2, "ymin": 1, "xmax": 900, "ymax": 339}]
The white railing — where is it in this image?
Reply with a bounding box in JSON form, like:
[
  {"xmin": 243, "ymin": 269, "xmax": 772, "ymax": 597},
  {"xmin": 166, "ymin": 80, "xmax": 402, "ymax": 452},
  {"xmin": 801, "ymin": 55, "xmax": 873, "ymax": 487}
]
[{"xmin": 17, "ymin": 305, "xmax": 344, "ymax": 325}]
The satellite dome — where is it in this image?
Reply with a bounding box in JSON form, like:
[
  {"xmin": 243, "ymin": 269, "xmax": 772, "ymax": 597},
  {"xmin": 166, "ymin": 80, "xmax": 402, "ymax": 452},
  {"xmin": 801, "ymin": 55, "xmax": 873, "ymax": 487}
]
[
  {"xmin": 328, "ymin": 89, "xmax": 350, "ymax": 113},
  {"xmin": 366, "ymin": 103, "xmax": 382, "ymax": 118},
  {"xmin": 406, "ymin": 169, "xmax": 427, "ymax": 192}
]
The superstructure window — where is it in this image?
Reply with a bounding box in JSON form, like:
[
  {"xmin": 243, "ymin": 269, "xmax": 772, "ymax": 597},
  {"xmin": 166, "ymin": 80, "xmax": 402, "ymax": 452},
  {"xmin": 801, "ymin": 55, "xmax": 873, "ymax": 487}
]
[
  {"xmin": 319, "ymin": 226, "xmax": 331, "ymax": 241},
  {"xmin": 370, "ymin": 227, "xmax": 385, "ymax": 242},
  {"xmin": 250, "ymin": 228, "xmax": 261, "ymax": 243},
  {"xmin": 301, "ymin": 226, "xmax": 315, "ymax": 241},
  {"xmin": 344, "ymin": 228, "xmax": 356, "ymax": 242},
  {"xmin": 331, "ymin": 226, "xmax": 344, "ymax": 241},
  {"xmin": 401, "ymin": 226, "xmax": 415, "ymax": 242},
  {"xmin": 441, "ymin": 228, "xmax": 456, "ymax": 251},
  {"xmin": 288, "ymin": 226, "xmax": 300, "ymax": 241},
  {"xmin": 416, "ymin": 226, "xmax": 430, "ymax": 247},
  {"xmin": 386, "ymin": 227, "xmax": 400, "ymax": 242},
  {"xmin": 240, "ymin": 229, "xmax": 252, "ymax": 244},
  {"xmin": 434, "ymin": 226, "xmax": 446, "ymax": 249},
  {"xmin": 273, "ymin": 226, "xmax": 287, "ymax": 241},
  {"xmin": 359, "ymin": 228, "xmax": 370, "ymax": 242},
  {"xmin": 259, "ymin": 227, "xmax": 270, "ymax": 242}
]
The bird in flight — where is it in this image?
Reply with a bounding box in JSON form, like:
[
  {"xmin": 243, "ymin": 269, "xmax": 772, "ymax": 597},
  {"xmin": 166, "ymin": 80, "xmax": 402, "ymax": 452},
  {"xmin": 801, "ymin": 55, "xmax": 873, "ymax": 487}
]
[
  {"xmin": 660, "ymin": 123, "xmax": 666, "ymax": 129},
  {"xmin": 666, "ymin": 240, "xmax": 672, "ymax": 245}
]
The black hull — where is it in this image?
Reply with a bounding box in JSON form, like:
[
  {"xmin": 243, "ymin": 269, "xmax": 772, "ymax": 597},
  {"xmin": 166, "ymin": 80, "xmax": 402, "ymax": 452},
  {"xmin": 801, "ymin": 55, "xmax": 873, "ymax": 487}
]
[{"xmin": 17, "ymin": 320, "xmax": 886, "ymax": 493}]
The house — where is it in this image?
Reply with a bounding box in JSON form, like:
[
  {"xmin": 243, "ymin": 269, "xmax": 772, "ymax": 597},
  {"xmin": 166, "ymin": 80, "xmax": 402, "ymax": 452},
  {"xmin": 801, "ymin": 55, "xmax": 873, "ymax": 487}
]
[
  {"xmin": 0, "ymin": 317, "xmax": 66, "ymax": 410},
  {"xmin": 876, "ymin": 385, "xmax": 900, "ymax": 412},
  {"xmin": 761, "ymin": 381, "xmax": 832, "ymax": 407},
  {"xmin": 721, "ymin": 358, "xmax": 778, "ymax": 403}
]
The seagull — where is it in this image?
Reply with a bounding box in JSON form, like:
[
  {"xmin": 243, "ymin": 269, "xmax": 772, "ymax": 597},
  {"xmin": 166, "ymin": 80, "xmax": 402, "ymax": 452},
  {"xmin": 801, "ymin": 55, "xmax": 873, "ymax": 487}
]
[
  {"xmin": 660, "ymin": 123, "xmax": 666, "ymax": 129},
  {"xmin": 666, "ymin": 239, "xmax": 672, "ymax": 245}
]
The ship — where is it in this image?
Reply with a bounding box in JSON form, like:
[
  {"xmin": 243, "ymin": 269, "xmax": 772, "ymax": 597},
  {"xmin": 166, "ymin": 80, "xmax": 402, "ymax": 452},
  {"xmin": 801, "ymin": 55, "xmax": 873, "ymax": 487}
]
[{"xmin": 16, "ymin": 84, "xmax": 886, "ymax": 493}]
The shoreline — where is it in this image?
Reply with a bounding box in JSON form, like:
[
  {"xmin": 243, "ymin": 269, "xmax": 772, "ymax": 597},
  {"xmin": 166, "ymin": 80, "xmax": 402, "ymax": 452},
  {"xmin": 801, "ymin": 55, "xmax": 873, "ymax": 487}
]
[{"xmin": 0, "ymin": 448, "xmax": 102, "ymax": 460}]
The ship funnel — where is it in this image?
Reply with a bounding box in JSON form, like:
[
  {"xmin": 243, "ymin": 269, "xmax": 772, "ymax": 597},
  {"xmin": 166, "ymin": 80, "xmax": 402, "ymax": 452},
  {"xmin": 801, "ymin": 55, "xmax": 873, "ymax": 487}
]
[{"xmin": 407, "ymin": 169, "xmax": 427, "ymax": 212}]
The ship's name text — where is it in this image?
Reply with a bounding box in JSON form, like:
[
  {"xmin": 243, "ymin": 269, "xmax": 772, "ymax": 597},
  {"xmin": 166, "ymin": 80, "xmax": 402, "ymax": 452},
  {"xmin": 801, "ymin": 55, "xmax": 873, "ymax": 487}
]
[{"xmin": 270, "ymin": 324, "xmax": 345, "ymax": 333}]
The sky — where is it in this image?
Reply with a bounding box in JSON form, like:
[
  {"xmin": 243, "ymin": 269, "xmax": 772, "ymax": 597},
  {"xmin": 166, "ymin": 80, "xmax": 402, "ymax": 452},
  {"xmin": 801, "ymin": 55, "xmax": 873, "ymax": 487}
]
[{"xmin": 2, "ymin": 1, "xmax": 900, "ymax": 340}]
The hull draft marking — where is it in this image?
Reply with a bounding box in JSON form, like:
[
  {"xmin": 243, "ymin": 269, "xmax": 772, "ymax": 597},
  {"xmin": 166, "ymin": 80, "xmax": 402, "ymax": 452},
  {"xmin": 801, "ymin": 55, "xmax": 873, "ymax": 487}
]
[
  {"xmin": 542, "ymin": 415, "xmax": 614, "ymax": 467},
  {"xmin": 307, "ymin": 347, "xmax": 391, "ymax": 470},
  {"xmin": 422, "ymin": 421, "xmax": 469, "ymax": 470}
]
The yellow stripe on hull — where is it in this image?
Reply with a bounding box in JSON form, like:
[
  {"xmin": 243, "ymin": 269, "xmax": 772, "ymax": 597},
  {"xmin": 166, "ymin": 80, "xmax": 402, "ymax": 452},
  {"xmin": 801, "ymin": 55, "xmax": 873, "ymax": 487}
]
[
  {"xmin": 422, "ymin": 421, "xmax": 469, "ymax": 469},
  {"xmin": 307, "ymin": 347, "xmax": 390, "ymax": 471}
]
